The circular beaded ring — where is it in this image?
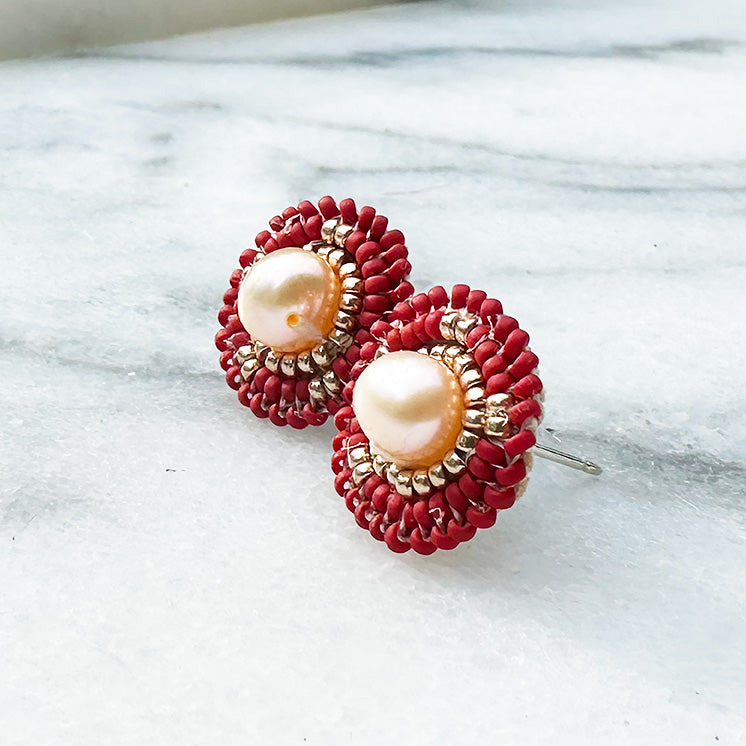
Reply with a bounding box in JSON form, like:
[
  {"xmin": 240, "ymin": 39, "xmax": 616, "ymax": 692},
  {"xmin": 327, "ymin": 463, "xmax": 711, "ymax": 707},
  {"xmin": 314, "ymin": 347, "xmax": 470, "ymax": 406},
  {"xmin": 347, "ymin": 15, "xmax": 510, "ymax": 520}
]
[
  {"xmin": 331, "ymin": 284, "xmax": 544, "ymax": 554},
  {"xmin": 216, "ymin": 197, "xmax": 414, "ymax": 428}
]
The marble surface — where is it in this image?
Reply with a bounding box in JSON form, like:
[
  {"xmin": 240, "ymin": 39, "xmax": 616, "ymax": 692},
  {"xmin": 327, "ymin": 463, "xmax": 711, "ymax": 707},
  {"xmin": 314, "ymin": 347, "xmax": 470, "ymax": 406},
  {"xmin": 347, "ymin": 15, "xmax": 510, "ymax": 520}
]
[{"xmin": 1, "ymin": 0, "xmax": 745, "ymax": 743}]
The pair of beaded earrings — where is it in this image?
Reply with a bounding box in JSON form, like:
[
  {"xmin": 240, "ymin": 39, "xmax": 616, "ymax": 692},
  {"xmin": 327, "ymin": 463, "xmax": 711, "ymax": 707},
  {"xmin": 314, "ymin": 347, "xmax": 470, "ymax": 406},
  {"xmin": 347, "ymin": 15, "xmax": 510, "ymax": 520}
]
[{"xmin": 216, "ymin": 197, "xmax": 600, "ymax": 555}]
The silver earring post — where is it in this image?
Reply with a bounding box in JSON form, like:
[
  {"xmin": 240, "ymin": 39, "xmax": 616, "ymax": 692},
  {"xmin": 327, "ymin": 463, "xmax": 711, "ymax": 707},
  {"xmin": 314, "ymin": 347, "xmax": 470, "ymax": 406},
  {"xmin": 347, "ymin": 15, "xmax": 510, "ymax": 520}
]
[{"xmin": 533, "ymin": 443, "xmax": 603, "ymax": 476}]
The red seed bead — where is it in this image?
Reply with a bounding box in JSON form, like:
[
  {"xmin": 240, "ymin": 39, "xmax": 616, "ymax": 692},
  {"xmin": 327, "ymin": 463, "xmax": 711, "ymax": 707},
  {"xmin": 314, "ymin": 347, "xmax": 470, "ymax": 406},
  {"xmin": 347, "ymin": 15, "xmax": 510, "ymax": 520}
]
[
  {"xmin": 413, "ymin": 499, "xmax": 435, "ymax": 529},
  {"xmin": 393, "ymin": 281, "xmax": 415, "ymax": 302},
  {"xmin": 335, "ymin": 469, "xmax": 351, "ymax": 496},
  {"xmin": 448, "ymin": 521, "xmax": 477, "ymax": 544},
  {"xmin": 411, "ymin": 293, "xmax": 432, "ymax": 314},
  {"xmin": 364, "ymin": 275, "xmax": 393, "ymax": 294},
  {"xmin": 370, "ymin": 215, "xmax": 389, "ymax": 240},
  {"xmin": 511, "ymin": 373, "xmax": 543, "ymax": 399},
  {"xmin": 368, "ymin": 514, "xmax": 385, "ymax": 541},
  {"xmin": 339, "ymin": 198, "xmax": 358, "ymax": 224},
  {"xmin": 332, "ymin": 432, "xmax": 346, "ymax": 451},
  {"xmin": 467, "ymin": 455, "xmax": 494, "ymax": 481},
  {"xmin": 264, "ymin": 375, "xmax": 281, "ymax": 402},
  {"xmin": 508, "ymin": 350, "xmax": 539, "ymax": 379},
  {"xmin": 214, "ymin": 328, "xmax": 231, "ymax": 351},
  {"xmin": 466, "ymin": 289, "xmax": 487, "ymax": 314},
  {"xmin": 362, "ymin": 257, "xmax": 387, "ymax": 278},
  {"xmin": 382, "ymin": 243, "xmax": 407, "ymax": 264},
  {"xmin": 474, "ymin": 339, "xmax": 499, "ymax": 367},
  {"xmin": 290, "ymin": 222, "xmax": 308, "ymax": 247},
  {"xmin": 305, "ymin": 214, "xmax": 322, "ymax": 240},
  {"xmin": 483, "ymin": 486, "xmax": 517, "ymax": 510},
  {"xmin": 480, "ymin": 298, "xmax": 503, "ymax": 319},
  {"xmin": 482, "ymin": 354, "xmax": 507, "ymax": 379},
  {"xmin": 347, "ymin": 432, "xmax": 368, "ymax": 448},
  {"xmin": 363, "ymin": 294, "xmax": 388, "ymax": 313},
  {"xmin": 412, "ymin": 315, "xmax": 429, "ymax": 342},
  {"xmin": 255, "ymin": 230, "xmax": 271, "ymax": 248},
  {"xmin": 331, "ymin": 450, "xmax": 346, "ymax": 474},
  {"xmin": 385, "ymin": 493, "xmax": 404, "ymax": 523},
  {"xmin": 380, "ymin": 229, "xmax": 405, "ymax": 250},
  {"xmin": 357, "ymin": 206, "xmax": 376, "ymax": 232},
  {"xmin": 222, "ymin": 287, "xmax": 238, "ymax": 305},
  {"xmin": 458, "ymin": 472, "xmax": 484, "ymax": 500},
  {"xmin": 384, "ymin": 524, "xmax": 411, "ymax": 553},
  {"xmin": 282, "ymin": 206, "xmax": 298, "ymax": 219},
  {"xmin": 269, "ymin": 215, "xmax": 284, "ymax": 231},
  {"xmin": 428, "ymin": 285, "xmax": 449, "ymax": 309},
  {"xmin": 250, "ymin": 393, "xmax": 268, "ymax": 418},
  {"xmin": 239, "ymin": 248, "xmax": 258, "ymax": 267},
  {"xmin": 302, "ymin": 406, "xmax": 327, "ymax": 426},
  {"xmin": 486, "ymin": 372, "xmax": 513, "ymax": 395},
  {"xmin": 466, "ymin": 325, "xmax": 490, "ymax": 348},
  {"xmin": 386, "ymin": 257, "xmax": 410, "ymax": 282},
  {"xmin": 391, "ymin": 302, "xmax": 416, "ymax": 323},
  {"xmin": 263, "ymin": 237, "xmax": 279, "ymax": 253},
  {"xmin": 385, "ymin": 329, "xmax": 403, "ymax": 351},
  {"xmin": 509, "ymin": 399, "xmax": 542, "ymax": 426},
  {"xmin": 225, "ymin": 366, "xmax": 241, "ymax": 390},
  {"xmin": 425, "ymin": 309, "xmax": 445, "ymax": 339},
  {"xmin": 504, "ymin": 429, "xmax": 536, "ymax": 459},
  {"xmin": 356, "ymin": 241, "xmax": 381, "ymax": 264},
  {"xmin": 354, "ymin": 501, "xmax": 371, "ymax": 528},
  {"xmin": 450, "ymin": 284, "xmax": 470, "ymax": 308},
  {"xmin": 475, "ymin": 439, "xmax": 507, "ymax": 466},
  {"xmin": 400, "ymin": 324, "xmax": 420, "ymax": 350},
  {"xmin": 297, "ymin": 200, "xmax": 318, "ymax": 218},
  {"xmin": 253, "ymin": 366, "xmax": 272, "ymax": 393},
  {"xmin": 445, "ymin": 483, "xmax": 469, "ymax": 515},
  {"xmin": 430, "ymin": 527, "xmax": 459, "ymax": 551},
  {"xmin": 318, "ymin": 196, "xmax": 339, "ymax": 219},
  {"xmin": 502, "ymin": 329, "xmax": 530, "ymax": 362},
  {"xmin": 267, "ymin": 404, "xmax": 286, "ymax": 427},
  {"xmin": 372, "ymin": 484, "xmax": 391, "ymax": 513},
  {"xmin": 229, "ymin": 269, "xmax": 243, "ymax": 288},
  {"xmin": 409, "ymin": 528, "xmax": 437, "ymax": 555},
  {"xmin": 466, "ymin": 505, "xmax": 497, "ymax": 529},
  {"xmin": 494, "ymin": 459, "xmax": 527, "ymax": 487},
  {"xmin": 231, "ymin": 332, "xmax": 250, "ymax": 348},
  {"xmin": 237, "ymin": 383, "xmax": 252, "ymax": 407},
  {"xmin": 280, "ymin": 379, "xmax": 295, "ymax": 403},
  {"xmin": 286, "ymin": 410, "xmax": 308, "ymax": 429},
  {"xmin": 217, "ymin": 305, "xmax": 233, "ymax": 327},
  {"xmin": 219, "ymin": 349, "xmax": 234, "ymax": 370},
  {"xmin": 493, "ymin": 315, "xmax": 519, "ymax": 342}
]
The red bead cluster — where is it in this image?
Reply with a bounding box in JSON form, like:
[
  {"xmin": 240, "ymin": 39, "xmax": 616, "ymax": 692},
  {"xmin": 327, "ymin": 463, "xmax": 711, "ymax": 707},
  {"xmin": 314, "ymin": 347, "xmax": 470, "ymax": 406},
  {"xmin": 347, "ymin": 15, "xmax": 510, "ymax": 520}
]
[
  {"xmin": 215, "ymin": 197, "xmax": 414, "ymax": 428},
  {"xmin": 332, "ymin": 284, "xmax": 543, "ymax": 554}
]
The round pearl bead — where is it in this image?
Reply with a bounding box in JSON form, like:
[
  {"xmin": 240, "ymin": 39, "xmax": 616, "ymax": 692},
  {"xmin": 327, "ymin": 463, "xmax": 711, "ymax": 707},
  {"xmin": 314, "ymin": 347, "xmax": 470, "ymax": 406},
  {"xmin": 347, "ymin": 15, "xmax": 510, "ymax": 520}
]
[
  {"xmin": 353, "ymin": 351, "xmax": 465, "ymax": 470},
  {"xmin": 237, "ymin": 248, "xmax": 340, "ymax": 353}
]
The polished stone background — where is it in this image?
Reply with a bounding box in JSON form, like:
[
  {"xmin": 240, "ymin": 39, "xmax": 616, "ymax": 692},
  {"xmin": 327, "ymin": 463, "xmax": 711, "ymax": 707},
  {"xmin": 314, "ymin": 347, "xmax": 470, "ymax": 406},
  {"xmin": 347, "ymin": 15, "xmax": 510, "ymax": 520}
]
[{"xmin": 1, "ymin": 0, "xmax": 745, "ymax": 743}]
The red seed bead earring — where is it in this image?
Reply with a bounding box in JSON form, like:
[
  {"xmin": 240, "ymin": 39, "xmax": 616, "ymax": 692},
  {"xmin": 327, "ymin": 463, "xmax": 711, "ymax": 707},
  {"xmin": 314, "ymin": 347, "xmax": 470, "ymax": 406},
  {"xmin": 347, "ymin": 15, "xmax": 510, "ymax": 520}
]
[
  {"xmin": 332, "ymin": 284, "xmax": 601, "ymax": 554},
  {"xmin": 216, "ymin": 197, "xmax": 414, "ymax": 428}
]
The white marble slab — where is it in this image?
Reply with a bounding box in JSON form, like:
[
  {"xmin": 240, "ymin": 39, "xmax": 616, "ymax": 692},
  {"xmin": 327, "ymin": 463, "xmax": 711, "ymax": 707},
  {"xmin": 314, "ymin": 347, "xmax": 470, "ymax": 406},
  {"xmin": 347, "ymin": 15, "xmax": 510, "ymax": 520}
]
[{"xmin": 1, "ymin": 0, "xmax": 745, "ymax": 743}]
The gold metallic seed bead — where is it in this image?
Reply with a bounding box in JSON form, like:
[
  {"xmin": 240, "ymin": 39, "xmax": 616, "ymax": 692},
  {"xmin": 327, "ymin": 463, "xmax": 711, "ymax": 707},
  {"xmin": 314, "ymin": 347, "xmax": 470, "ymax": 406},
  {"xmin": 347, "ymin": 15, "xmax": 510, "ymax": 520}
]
[
  {"xmin": 234, "ymin": 345, "xmax": 254, "ymax": 366},
  {"xmin": 327, "ymin": 249, "xmax": 346, "ymax": 270},
  {"xmin": 454, "ymin": 317, "xmax": 476, "ymax": 345},
  {"xmin": 328, "ymin": 328, "xmax": 353, "ymax": 350},
  {"xmin": 428, "ymin": 343, "xmax": 448, "ymax": 359},
  {"xmin": 321, "ymin": 218, "xmax": 340, "ymax": 244},
  {"xmin": 280, "ymin": 355, "xmax": 297, "ymax": 377},
  {"xmin": 442, "ymin": 450, "xmax": 466, "ymax": 475},
  {"xmin": 334, "ymin": 310, "xmax": 357, "ymax": 333},
  {"xmin": 385, "ymin": 463, "xmax": 401, "ymax": 488},
  {"xmin": 427, "ymin": 463, "xmax": 447, "ymax": 488},
  {"xmin": 308, "ymin": 378, "xmax": 326, "ymax": 403},
  {"xmin": 372, "ymin": 454, "xmax": 389, "ymax": 478},
  {"xmin": 341, "ymin": 276, "xmax": 363, "ymax": 293},
  {"xmin": 322, "ymin": 370, "xmax": 341, "ymax": 394},
  {"xmin": 338, "ymin": 262, "xmax": 359, "ymax": 278},
  {"xmin": 464, "ymin": 386, "xmax": 486, "ymax": 405},
  {"xmin": 253, "ymin": 342, "xmax": 270, "ymax": 362},
  {"xmin": 485, "ymin": 393, "xmax": 511, "ymax": 413},
  {"xmin": 340, "ymin": 293, "xmax": 362, "ymax": 313},
  {"xmin": 333, "ymin": 223, "xmax": 354, "ymax": 247},
  {"xmin": 456, "ymin": 430, "xmax": 479, "ymax": 451},
  {"xmin": 412, "ymin": 470, "xmax": 432, "ymax": 496},
  {"xmin": 352, "ymin": 462, "xmax": 374, "ymax": 485},
  {"xmin": 240, "ymin": 358, "xmax": 260, "ymax": 381},
  {"xmin": 484, "ymin": 414, "xmax": 510, "ymax": 438},
  {"xmin": 296, "ymin": 351, "xmax": 313, "ymax": 374},
  {"xmin": 463, "ymin": 408, "xmax": 485, "ymax": 431},
  {"xmin": 439, "ymin": 312, "xmax": 460, "ymax": 340},
  {"xmin": 311, "ymin": 344, "xmax": 332, "ymax": 367},
  {"xmin": 348, "ymin": 446, "xmax": 370, "ymax": 469},
  {"xmin": 394, "ymin": 470, "xmax": 414, "ymax": 497},
  {"xmin": 264, "ymin": 350, "xmax": 281, "ymax": 373},
  {"xmin": 459, "ymin": 367, "xmax": 483, "ymax": 389}
]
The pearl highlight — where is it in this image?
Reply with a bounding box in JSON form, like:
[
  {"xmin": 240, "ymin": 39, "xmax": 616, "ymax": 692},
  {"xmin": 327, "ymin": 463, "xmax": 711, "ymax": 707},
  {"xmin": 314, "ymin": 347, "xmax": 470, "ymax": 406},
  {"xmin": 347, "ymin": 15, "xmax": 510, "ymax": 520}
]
[
  {"xmin": 352, "ymin": 351, "xmax": 465, "ymax": 470},
  {"xmin": 237, "ymin": 248, "xmax": 340, "ymax": 353}
]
